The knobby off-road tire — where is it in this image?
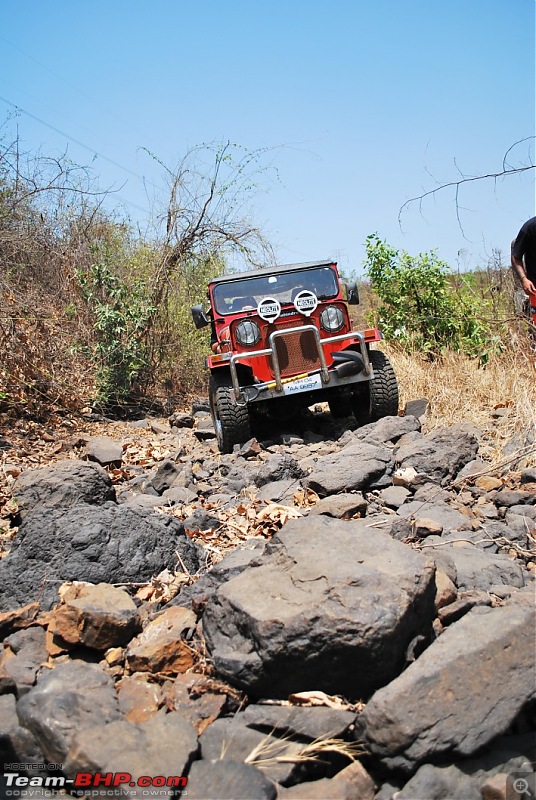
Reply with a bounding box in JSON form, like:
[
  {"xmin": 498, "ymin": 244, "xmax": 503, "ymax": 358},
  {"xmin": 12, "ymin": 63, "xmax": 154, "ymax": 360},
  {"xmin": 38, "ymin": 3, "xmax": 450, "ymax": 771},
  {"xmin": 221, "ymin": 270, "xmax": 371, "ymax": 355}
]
[
  {"xmin": 353, "ymin": 349, "xmax": 399, "ymax": 424},
  {"xmin": 209, "ymin": 372, "xmax": 251, "ymax": 454}
]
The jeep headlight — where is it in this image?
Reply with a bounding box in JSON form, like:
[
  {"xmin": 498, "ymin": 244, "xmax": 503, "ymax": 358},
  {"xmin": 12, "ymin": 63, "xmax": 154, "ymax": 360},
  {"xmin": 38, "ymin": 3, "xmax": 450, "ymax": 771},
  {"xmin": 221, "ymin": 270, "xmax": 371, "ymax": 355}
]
[
  {"xmin": 234, "ymin": 319, "xmax": 261, "ymax": 347},
  {"xmin": 320, "ymin": 306, "xmax": 345, "ymax": 333}
]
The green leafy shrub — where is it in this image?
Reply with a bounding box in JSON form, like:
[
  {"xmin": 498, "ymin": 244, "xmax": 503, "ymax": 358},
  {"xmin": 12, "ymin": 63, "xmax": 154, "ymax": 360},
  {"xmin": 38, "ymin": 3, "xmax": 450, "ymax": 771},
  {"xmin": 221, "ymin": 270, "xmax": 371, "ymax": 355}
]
[
  {"xmin": 76, "ymin": 242, "xmax": 155, "ymax": 408},
  {"xmin": 364, "ymin": 235, "xmax": 503, "ymax": 362}
]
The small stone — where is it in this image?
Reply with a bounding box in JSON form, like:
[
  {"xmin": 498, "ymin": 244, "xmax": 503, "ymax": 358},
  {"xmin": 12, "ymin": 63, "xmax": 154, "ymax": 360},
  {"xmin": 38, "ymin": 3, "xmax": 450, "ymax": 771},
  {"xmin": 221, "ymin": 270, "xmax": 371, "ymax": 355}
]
[
  {"xmin": 413, "ymin": 517, "xmax": 443, "ymax": 537},
  {"xmin": 48, "ymin": 582, "xmax": 142, "ymax": 650},
  {"xmin": 308, "ymin": 492, "xmax": 368, "ymax": 519},
  {"xmin": 149, "ymin": 420, "xmax": 169, "ymax": 434},
  {"xmin": 104, "ymin": 647, "xmax": 124, "ymax": 666},
  {"xmin": 85, "ymin": 436, "xmax": 123, "ymax": 467},
  {"xmin": 393, "ymin": 467, "xmax": 420, "ymax": 488},
  {"xmin": 126, "ymin": 606, "xmax": 197, "ymax": 675},
  {"xmin": 480, "ymin": 772, "xmax": 509, "ymax": 800},
  {"xmin": 404, "ymin": 398, "xmax": 429, "ymax": 419},
  {"xmin": 239, "ymin": 438, "xmax": 262, "ymax": 458},
  {"xmin": 117, "ymin": 674, "xmax": 162, "ymax": 723},
  {"xmin": 434, "ymin": 570, "xmax": 457, "ymax": 610},
  {"xmin": 380, "ymin": 485, "xmax": 411, "ymax": 509},
  {"xmin": 475, "ymin": 476, "xmax": 503, "ymax": 491},
  {"xmin": 0, "ymin": 603, "xmax": 39, "ymax": 638}
]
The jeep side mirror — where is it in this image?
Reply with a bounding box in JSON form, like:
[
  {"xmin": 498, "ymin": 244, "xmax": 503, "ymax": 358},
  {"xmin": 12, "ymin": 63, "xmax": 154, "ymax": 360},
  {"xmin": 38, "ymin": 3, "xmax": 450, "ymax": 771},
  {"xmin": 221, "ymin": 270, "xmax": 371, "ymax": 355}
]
[
  {"xmin": 191, "ymin": 305, "xmax": 210, "ymax": 329},
  {"xmin": 346, "ymin": 282, "xmax": 360, "ymax": 305}
]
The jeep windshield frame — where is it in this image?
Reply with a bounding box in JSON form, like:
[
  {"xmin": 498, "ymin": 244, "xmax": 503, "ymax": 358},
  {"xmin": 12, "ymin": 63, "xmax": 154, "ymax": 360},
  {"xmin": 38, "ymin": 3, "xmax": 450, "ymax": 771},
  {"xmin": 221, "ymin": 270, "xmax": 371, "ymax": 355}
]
[{"xmin": 211, "ymin": 265, "xmax": 339, "ymax": 315}]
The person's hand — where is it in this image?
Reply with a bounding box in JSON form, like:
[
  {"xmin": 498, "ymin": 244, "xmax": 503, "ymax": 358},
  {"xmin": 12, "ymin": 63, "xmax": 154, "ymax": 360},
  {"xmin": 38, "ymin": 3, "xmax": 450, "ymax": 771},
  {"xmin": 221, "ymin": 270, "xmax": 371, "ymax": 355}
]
[{"xmin": 521, "ymin": 275, "xmax": 536, "ymax": 295}]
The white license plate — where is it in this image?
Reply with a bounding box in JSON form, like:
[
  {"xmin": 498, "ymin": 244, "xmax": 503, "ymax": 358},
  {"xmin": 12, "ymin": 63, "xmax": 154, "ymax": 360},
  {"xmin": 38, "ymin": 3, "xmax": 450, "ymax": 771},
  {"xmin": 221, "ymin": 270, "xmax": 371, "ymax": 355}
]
[{"xmin": 283, "ymin": 373, "xmax": 322, "ymax": 395}]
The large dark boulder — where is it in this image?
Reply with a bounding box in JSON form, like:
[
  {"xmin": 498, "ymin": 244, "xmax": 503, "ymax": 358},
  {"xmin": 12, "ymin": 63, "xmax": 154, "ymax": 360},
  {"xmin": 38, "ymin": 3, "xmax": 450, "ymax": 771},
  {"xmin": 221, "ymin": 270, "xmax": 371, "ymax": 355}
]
[
  {"xmin": 394, "ymin": 424, "xmax": 479, "ymax": 485},
  {"xmin": 202, "ymin": 516, "xmax": 436, "ymax": 699},
  {"xmin": 0, "ymin": 504, "xmax": 202, "ymax": 611},
  {"xmin": 303, "ymin": 441, "xmax": 393, "ymax": 496},
  {"xmin": 360, "ymin": 604, "xmax": 536, "ymax": 773},
  {"xmin": 14, "ymin": 459, "xmax": 115, "ymax": 518}
]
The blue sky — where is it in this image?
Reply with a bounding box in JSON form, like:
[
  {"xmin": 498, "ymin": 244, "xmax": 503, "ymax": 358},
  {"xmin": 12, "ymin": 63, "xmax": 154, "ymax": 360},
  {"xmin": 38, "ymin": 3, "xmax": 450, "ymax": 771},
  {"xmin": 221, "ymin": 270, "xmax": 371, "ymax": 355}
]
[{"xmin": 1, "ymin": 0, "xmax": 534, "ymax": 276}]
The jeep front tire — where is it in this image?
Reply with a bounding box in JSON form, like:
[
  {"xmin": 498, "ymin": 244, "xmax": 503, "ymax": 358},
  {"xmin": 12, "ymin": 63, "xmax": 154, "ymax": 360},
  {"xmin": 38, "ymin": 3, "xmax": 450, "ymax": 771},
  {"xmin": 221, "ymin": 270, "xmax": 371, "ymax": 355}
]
[
  {"xmin": 209, "ymin": 372, "xmax": 251, "ymax": 453},
  {"xmin": 353, "ymin": 349, "xmax": 399, "ymax": 423}
]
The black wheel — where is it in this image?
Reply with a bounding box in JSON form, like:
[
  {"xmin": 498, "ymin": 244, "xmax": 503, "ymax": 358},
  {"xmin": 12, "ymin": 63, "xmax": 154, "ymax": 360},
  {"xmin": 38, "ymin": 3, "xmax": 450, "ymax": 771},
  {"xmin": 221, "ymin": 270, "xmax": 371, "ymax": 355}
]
[
  {"xmin": 352, "ymin": 350, "xmax": 399, "ymax": 424},
  {"xmin": 209, "ymin": 372, "xmax": 251, "ymax": 454}
]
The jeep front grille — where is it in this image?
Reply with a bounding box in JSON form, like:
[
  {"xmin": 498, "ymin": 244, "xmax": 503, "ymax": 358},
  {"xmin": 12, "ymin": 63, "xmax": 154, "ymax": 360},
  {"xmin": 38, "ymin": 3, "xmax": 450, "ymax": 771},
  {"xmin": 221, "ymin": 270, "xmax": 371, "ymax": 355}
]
[{"xmin": 269, "ymin": 321, "xmax": 322, "ymax": 377}]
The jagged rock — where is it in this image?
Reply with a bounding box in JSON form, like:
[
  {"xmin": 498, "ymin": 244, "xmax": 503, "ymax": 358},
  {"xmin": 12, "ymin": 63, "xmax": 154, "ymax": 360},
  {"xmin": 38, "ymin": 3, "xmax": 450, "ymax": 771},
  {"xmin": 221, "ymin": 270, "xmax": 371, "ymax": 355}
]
[
  {"xmin": 186, "ymin": 760, "xmax": 276, "ymax": 800},
  {"xmin": 194, "ymin": 418, "xmax": 216, "ymax": 440},
  {"xmin": 520, "ymin": 467, "xmax": 536, "ymax": 484},
  {"xmin": 356, "ymin": 414, "xmax": 421, "ymax": 444},
  {"xmin": 434, "ymin": 570, "xmax": 457, "ymax": 610},
  {"xmin": 125, "ymin": 606, "xmax": 197, "ymax": 675},
  {"xmin": 202, "ymin": 516, "xmax": 436, "ymax": 698},
  {"xmin": 174, "ymin": 539, "xmax": 268, "ymax": 612},
  {"xmin": 495, "ymin": 489, "xmax": 536, "ymax": 507},
  {"xmin": 403, "ymin": 398, "xmax": 430, "ymax": 419},
  {"xmin": 162, "ymin": 485, "xmax": 197, "ymax": 505},
  {"xmin": 48, "ymin": 582, "xmax": 142, "ymax": 650},
  {"xmin": 64, "ymin": 711, "xmax": 198, "ymax": 795},
  {"xmin": 183, "ymin": 508, "xmax": 221, "ymax": 535},
  {"xmin": 149, "ymin": 419, "xmax": 169, "ymax": 435},
  {"xmin": 395, "ymin": 424, "xmax": 479, "ymax": 485},
  {"xmin": 257, "ymin": 479, "xmax": 298, "ymax": 505},
  {"xmin": 167, "ymin": 673, "xmax": 227, "ymax": 734},
  {"xmin": 0, "ymin": 694, "xmax": 45, "ymax": 776},
  {"xmin": 151, "ymin": 459, "xmax": 183, "ymax": 494},
  {"xmin": 0, "ymin": 504, "xmax": 201, "ymax": 611},
  {"xmin": 254, "ymin": 454, "xmax": 307, "ymax": 488},
  {"xmin": 17, "ymin": 661, "xmax": 123, "ymax": 764},
  {"xmin": 13, "ymin": 459, "xmax": 115, "ymax": 518},
  {"xmin": 0, "ymin": 603, "xmax": 39, "ymax": 638},
  {"xmin": 437, "ymin": 589, "xmax": 492, "ymax": 625},
  {"xmin": 169, "ymin": 411, "xmax": 195, "ymax": 428},
  {"xmin": 304, "ymin": 441, "xmax": 392, "ymax": 496},
  {"xmin": 0, "ymin": 625, "xmax": 47, "ymax": 695},
  {"xmin": 360, "ymin": 604, "xmax": 536, "ymax": 773},
  {"xmin": 85, "ymin": 436, "xmax": 123, "ymax": 466}
]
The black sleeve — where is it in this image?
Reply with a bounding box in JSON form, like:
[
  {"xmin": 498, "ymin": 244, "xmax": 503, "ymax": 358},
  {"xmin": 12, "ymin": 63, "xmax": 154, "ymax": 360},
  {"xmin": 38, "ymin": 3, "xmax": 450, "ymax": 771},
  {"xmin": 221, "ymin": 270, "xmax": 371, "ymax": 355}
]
[{"xmin": 512, "ymin": 218, "xmax": 536, "ymax": 261}]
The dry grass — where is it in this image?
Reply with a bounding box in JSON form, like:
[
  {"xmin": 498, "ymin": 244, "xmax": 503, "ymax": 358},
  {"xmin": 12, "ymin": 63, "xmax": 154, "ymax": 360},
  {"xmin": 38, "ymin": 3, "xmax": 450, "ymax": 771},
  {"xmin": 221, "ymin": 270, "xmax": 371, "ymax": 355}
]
[
  {"xmin": 381, "ymin": 338, "xmax": 536, "ymax": 466},
  {"xmin": 244, "ymin": 733, "xmax": 365, "ymax": 769}
]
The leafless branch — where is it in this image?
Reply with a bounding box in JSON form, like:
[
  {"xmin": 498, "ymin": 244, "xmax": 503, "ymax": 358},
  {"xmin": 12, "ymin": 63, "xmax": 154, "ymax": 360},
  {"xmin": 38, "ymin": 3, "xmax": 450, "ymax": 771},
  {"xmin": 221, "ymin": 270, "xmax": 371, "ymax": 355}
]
[{"xmin": 399, "ymin": 137, "xmax": 536, "ymax": 233}]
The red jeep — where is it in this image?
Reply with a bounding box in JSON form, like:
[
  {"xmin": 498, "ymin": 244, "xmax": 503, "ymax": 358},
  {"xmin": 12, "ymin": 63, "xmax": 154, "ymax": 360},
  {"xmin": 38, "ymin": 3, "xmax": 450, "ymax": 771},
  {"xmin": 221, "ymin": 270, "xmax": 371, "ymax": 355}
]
[{"xmin": 191, "ymin": 260, "xmax": 398, "ymax": 453}]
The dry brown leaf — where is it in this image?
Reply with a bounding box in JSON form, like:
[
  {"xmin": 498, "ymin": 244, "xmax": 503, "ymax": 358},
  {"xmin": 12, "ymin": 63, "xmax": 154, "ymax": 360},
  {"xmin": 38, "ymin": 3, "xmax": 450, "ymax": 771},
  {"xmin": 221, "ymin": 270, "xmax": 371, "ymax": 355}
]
[
  {"xmin": 293, "ymin": 487, "xmax": 320, "ymax": 508},
  {"xmin": 288, "ymin": 690, "xmax": 364, "ymax": 712}
]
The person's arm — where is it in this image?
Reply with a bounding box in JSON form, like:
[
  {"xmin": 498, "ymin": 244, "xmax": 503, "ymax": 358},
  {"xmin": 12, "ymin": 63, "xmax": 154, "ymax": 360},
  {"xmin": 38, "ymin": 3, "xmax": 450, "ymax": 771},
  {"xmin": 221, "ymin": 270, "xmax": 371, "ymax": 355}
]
[{"xmin": 511, "ymin": 242, "xmax": 536, "ymax": 294}]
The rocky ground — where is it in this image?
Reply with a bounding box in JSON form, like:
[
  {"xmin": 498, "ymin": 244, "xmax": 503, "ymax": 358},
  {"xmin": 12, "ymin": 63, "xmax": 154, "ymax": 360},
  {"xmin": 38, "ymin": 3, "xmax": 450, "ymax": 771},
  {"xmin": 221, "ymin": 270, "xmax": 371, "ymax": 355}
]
[{"xmin": 0, "ymin": 400, "xmax": 535, "ymax": 800}]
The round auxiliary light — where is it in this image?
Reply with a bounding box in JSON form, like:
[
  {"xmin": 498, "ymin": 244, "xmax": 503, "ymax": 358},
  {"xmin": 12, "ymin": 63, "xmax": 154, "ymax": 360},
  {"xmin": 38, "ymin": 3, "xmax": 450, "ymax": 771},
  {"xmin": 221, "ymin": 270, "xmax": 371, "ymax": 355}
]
[
  {"xmin": 234, "ymin": 319, "xmax": 261, "ymax": 347},
  {"xmin": 320, "ymin": 306, "xmax": 345, "ymax": 333}
]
